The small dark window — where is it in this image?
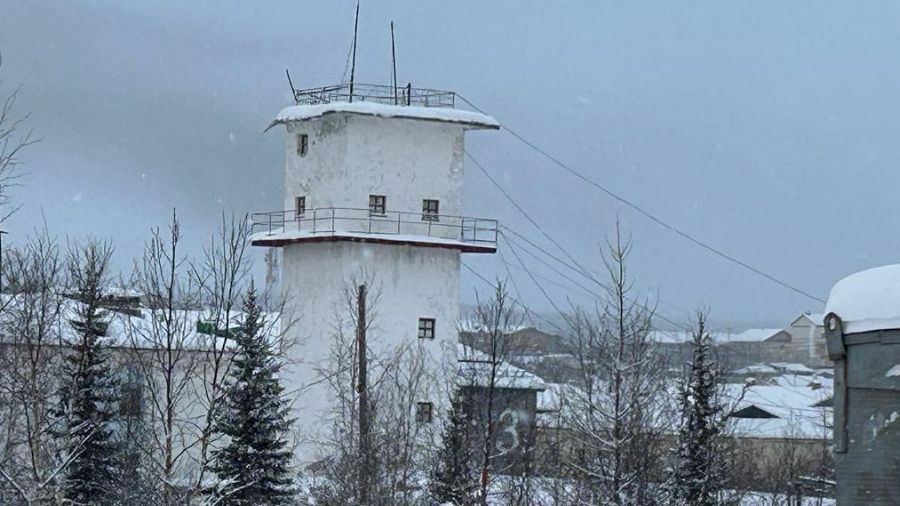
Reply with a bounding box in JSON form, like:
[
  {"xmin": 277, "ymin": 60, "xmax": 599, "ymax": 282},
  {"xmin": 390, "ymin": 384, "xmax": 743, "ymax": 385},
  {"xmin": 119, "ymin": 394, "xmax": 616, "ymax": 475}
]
[
  {"xmin": 295, "ymin": 196, "xmax": 306, "ymax": 217},
  {"xmin": 422, "ymin": 199, "xmax": 439, "ymax": 221},
  {"xmin": 418, "ymin": 318, "xmax": 435, "ymax": 339},
  {"xmin": 369, "ymin": 194, "xmax": 386, "ymax": 215},
  {"xmin": 297, "ymin": 134, "xmax": 309, "ymax": 156},
  {"xmin": 120, "ymin": 382, "xmax": 144, "ymax": 418},
  {"xmin": 416, "ymin": 402, "xmax": 433, "ymax": 423}
]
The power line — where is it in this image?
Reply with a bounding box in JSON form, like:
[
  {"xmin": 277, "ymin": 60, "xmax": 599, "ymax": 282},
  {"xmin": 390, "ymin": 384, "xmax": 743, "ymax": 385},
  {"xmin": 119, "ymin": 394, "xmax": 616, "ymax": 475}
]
[
  {"xmin": 465, "ymin": 151, "xmax": 594, "ymax": 280},
  {"xmin": 457, "ymin": 94, "xmax": 825, "ymax": 304},
  {"xmin": 502, "ymin": 225, "xmax": 603, "ymax": 289},
  {"xmin": 497, "ymin": 247, "xmax": 537, "ymax": 329},
  {"xmin": 504, "ymin": 225, "xmax": 696, "ymax": 322},
  {"xmin": 500, "ymin": 233, "xmax": 569, "ymax": 321},
  {"xmin": 500, "ymin": 232, "xmax": 688, "ymax": 331},
  {"xmin": 468, "ymin": 148, "xmax": 692, "ymax": 330},
  {"xmin": 461, "ymin": 261, "xmax": 563, "ymax": 332},
  {"xmin": 501, "ymin": 230, "xmax": 601, "ymax": 297}
]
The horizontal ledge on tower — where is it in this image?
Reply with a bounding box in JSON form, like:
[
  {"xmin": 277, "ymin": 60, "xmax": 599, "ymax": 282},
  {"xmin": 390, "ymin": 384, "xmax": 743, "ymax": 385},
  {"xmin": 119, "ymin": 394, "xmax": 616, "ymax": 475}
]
[{"xmin": 250, "ymin": 230, "xmax": 497, "ymax": 253}]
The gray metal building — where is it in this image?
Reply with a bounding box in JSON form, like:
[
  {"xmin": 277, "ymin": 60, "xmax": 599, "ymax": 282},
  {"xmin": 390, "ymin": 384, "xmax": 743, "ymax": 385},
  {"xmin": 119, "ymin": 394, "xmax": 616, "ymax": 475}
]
[{"xmin": 825, "ymin": 264, "xmax": 900, "ymax": 505}]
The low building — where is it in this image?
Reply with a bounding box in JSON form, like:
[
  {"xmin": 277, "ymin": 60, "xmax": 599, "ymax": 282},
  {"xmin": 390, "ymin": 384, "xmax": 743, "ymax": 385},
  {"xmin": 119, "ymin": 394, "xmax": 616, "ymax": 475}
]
[{"xmin": 457, "ymin": 345, "xmax": 546, "ymax": 474}]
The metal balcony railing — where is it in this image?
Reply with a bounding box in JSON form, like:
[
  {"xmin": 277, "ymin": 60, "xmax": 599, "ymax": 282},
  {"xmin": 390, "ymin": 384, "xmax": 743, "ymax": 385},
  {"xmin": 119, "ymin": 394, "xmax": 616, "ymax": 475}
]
[
  {"xmin": 251, "ymin": 207, "xmax": 498, "ymax": 247},
  {"xmin": 293, "ymin": 83, "xmax": 457, "ymax": 109}
]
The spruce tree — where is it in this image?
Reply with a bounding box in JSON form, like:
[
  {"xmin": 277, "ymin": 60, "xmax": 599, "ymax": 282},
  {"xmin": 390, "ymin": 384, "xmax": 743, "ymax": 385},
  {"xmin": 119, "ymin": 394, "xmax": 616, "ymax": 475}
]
[
  {"xmin": 431, "ymin": 390, "xmax": 477, "ymax": 506},
  {"xmin": 209, "ymin": 285, "xmax": 295, "ymax": 505},
  {"xmin": 671, "ymin": 313, "xmax": 724, "ymax": 506},
  {"xmin": 59, "ymin": 241, "xmax": 120, "ymax": 505}
]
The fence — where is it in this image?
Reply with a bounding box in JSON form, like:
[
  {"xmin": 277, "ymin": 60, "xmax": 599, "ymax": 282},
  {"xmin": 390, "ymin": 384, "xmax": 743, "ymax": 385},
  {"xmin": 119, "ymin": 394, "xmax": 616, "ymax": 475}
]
[{"xmin": 252, "ymin": 207, "xmax": 498, "ymax": 246}]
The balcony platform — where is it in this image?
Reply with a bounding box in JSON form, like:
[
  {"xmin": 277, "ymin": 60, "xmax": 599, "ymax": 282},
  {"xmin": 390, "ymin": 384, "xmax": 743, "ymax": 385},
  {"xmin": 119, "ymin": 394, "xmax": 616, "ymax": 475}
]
[
  {"xmin": 251, "ymin": 229, "xmax": 496, "ymax": 253},
  {"xmin": 250, "ymin": 207, "xmax": 498, "ymax": 254}
]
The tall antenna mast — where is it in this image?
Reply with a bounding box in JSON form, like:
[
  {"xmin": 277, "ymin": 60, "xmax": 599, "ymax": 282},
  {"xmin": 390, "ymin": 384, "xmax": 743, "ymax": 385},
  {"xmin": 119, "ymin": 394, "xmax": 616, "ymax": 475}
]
[
  {"xmin": 391, "ymin": 20, "xmax": 398, "ymax": 105},
  {"xmin": 349, "ymin": 0, "xmax": 360, "ymax": 103}
]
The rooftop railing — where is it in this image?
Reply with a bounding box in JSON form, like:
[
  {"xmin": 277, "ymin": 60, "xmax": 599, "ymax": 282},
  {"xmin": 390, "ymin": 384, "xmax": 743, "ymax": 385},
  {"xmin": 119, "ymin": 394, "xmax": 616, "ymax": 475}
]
[
  {"xmin": 293, "ymin": 83, "xmax": 456, "ymax": 109},
  {"xmin": 251, "ymin": 207, "xmax": 497, "ymax": 247}
]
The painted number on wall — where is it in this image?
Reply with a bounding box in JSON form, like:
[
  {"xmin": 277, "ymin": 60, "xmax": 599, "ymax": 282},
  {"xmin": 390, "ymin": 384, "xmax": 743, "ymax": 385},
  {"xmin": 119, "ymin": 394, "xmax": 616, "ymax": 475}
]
[{"xmin": 495, "ymin": 409, "xmax": 520, "ymax": 454}]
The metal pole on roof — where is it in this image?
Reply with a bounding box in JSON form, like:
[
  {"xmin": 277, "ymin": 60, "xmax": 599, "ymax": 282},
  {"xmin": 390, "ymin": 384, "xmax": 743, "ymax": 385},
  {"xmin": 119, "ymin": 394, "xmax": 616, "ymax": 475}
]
[
  {"xmin": 285, "ymin": 68, "xmax": 298, "ymax": 105},
  {"xmin": 391, "ymin": 21, "xmax": 398, "ymax": 105},
  {"xmin": 349, "ymin": 0, "xmax": 360, "ymax": 103}
]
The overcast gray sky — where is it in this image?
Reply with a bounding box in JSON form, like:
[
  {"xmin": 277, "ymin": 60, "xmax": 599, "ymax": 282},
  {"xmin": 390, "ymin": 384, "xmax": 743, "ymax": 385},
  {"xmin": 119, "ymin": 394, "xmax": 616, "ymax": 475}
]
[{"xmin": 2, "ymin": 0, "xmax": 898, "ymax": 329}]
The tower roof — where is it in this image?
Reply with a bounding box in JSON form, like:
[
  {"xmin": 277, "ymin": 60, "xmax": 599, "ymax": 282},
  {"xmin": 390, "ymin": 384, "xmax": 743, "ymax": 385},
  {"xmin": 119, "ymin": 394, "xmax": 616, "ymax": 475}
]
[
  {"xmin": 268, "ymin": 102, "xmax": 499, "ymax": 131},
  {"xmin": 265, "ymin": 83, "xmax": 499, "ymax": 131}
]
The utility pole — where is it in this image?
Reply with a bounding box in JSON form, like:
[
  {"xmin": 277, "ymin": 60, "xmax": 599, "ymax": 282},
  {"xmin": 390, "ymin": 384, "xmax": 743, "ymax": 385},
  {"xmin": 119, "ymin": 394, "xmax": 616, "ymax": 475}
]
[
  {"xmin": 357, "ymin": 283, "xmax": 369, "ymax": 503},
  {"xmin": 0, "ymin": 229, "xmax": 7, "ymax": 291}
]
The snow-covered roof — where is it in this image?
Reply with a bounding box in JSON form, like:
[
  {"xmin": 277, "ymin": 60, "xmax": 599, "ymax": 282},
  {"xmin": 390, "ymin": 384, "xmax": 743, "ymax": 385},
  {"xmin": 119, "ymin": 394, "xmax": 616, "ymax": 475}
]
[
  {"xmin": 768, "ymin": 362, "xmax": 815, "ymax": 375},
  {"xmin": 726, "ymin": 328, "xmax": 789, "ymax": 343},
  {"xmin": 648, "ymin": 330, "xmax": 731, "ymax": 344},
  {"xmin": 732, "ymin": 364, "xmax": 779, "ymax": 375},
  {"xmin": 725, "ymin": 374, "xmax": 832, "ymax": 439},
  {"xmin": 825, "ymin": 264, "xmax": 900, "ymax": 334},
  {"xmin": 648, "ymin": 328, "xmax": 788, "ymax": 344},
  {"xmin": 457, "ymin": 345, "xmax": 546, "ymax": 391},
  {"xmin": 268, "ymin": 102, "xmax": 500, "ymax": 131},
  {"xmin": 0, "ymin": 294, "xmax": 283, "ymax": 352}
]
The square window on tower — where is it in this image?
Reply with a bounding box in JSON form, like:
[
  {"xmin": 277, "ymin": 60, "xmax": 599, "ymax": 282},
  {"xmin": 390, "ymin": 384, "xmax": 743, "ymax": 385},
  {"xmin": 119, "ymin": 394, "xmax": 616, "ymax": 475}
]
[
  {"xmin": 422, "ymin": 199, "xmax": 439, "ymax": 221},
  {"xmin": 297, "ymin": 134, "xmax": 309, "ymax": 157},
  {"xmin": 416, "ymin": 402, "xmax": 433, "ymax": 423},
  {"xmin": 418, "ymin": 318, "xmax": 435, "ymax": 339},
  {"xmin": 369, "ymin": 194, "xmax": 386, "ymax": 215}
]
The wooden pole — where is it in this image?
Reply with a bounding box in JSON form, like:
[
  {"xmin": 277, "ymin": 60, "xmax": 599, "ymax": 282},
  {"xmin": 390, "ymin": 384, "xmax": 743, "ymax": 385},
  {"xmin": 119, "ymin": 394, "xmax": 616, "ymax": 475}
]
[
  {"xmin": 349, "ymin": 0, "xmax": 360, "ymax": 103},
  {"xmin": 0, "ymin": 230, "xmax": 6, "ymax": 290},
  {"xmin": 357, "ymin": 284, "xmax": 369, "ymax": 503},
  {"xmin": 391, "ymin": 21, "xmax": 398, "ymax": 105}
]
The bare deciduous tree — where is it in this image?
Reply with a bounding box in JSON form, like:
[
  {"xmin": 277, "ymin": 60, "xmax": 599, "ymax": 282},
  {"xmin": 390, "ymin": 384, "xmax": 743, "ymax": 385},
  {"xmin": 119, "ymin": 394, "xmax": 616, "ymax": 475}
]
[
  {"xmin": 0, "ymin": 51, "xmax": 36, "ymax": 224},
  {"xmin": 0, "ymin": 229, "xmax": 66, "ymax": 504},
  {"xmin": 127, "ymin": 211, "xmax": 200, "ymax": 505},
  {"xmin": 561, "ymin": 224, "xmax": 671, "ymax": 506},
  {"xmin": 313, "ymin": 277, "xmax": 439, "ymax": 506},
  {"xmin": 189, "ymin": 213, "xmax": 252, "ymax": 489},
  {"xmin": 464, "ymin": 281, "xmax": 527, "ymax": 506}
]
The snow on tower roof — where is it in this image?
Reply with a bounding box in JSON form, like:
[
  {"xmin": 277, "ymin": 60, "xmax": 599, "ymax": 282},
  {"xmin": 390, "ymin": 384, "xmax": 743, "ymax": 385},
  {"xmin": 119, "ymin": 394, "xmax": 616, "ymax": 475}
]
[
  {"xmin": 825, "ymin": 264, "xmax": 900, "ymax": 334},
  {"xmin": 267, "ymin": 102, "xmax": 500, "ymax": 131}
]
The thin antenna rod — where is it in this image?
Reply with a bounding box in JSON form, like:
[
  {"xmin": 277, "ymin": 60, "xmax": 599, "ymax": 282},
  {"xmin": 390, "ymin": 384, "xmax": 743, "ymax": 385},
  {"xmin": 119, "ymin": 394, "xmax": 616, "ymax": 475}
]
[
  {"xmin": 349, "ymin": 0, "xmax": 360, "ymax": 103},
  {"xmin": 391, "ymin": 21, "xmax": 398, "ymax": 105},
  {"xmin": 285, "ymin": 68, "xmax": 298, "ymax": 104}
]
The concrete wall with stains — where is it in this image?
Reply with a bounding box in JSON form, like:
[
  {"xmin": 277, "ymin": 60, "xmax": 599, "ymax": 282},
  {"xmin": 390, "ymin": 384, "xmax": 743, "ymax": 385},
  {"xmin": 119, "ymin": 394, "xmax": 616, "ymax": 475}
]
[
  {"xmin": 283, "ymin": 114, "xmax": 465, "ymax": 217},
  {"xmin": 280, "ymin": 225, "xmax": 461, "ymax": 461}
]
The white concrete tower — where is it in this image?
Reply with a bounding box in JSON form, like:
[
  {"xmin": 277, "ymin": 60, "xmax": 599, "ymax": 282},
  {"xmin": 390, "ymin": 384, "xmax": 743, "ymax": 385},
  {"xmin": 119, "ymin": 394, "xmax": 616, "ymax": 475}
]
[{"xmin": 252, "ymin": 84, "xmax": 498, "ymax": 460}]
